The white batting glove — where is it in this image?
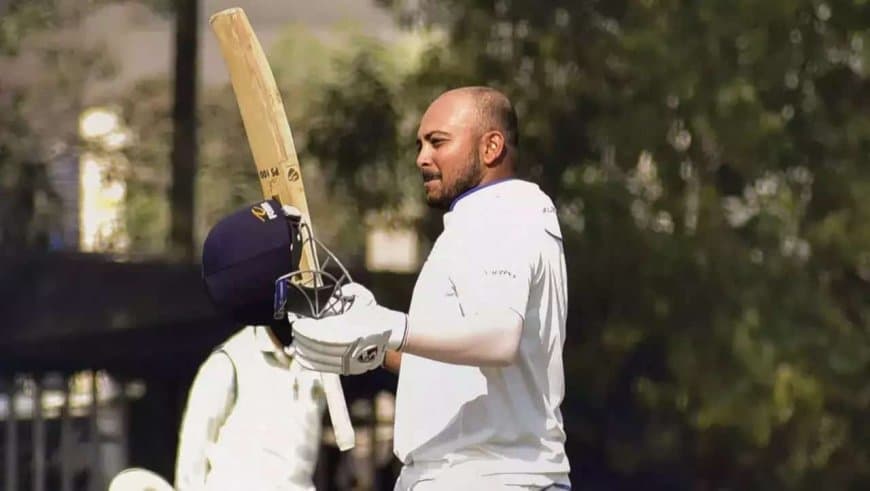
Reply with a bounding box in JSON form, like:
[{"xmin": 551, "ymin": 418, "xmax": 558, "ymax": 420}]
[
  {"xmin": 316, "ymin": 282, "xmax": 376, "ymax": 319},
  {"xmin": 291, "ymin": 305, "xmax": 407, "ymax": 375},
  {"xmin": 338, "ymin": 282, "xmax": 376, "ymax": 312}
]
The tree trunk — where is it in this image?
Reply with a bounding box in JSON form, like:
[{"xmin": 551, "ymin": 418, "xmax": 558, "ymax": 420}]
[{"xmin": 169, "ymin": 0, "xmax": 198, "ymax": 262}]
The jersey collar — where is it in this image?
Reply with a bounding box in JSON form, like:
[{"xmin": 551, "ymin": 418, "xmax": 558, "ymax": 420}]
[
  {"xmin": 448, "ymin": 177, "xmax": 517, "ymax": 212},
  {"xmin": 444, "ymin": 178, "xmax": 535, "ymax": 230},
  {"xmin": 253, "ymin": 325, "xmax": 293, "ymax": 364}
]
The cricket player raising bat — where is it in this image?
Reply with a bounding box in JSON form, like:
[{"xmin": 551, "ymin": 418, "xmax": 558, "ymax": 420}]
[{"xmin": 291, "ymin": 87, "xmax": 572, "ymax": 490}]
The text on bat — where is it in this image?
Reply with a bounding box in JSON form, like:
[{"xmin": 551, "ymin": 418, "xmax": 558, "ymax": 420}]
[{"xmin": 258, "ymin": 167, "xmax": 281, "ymax": 179}]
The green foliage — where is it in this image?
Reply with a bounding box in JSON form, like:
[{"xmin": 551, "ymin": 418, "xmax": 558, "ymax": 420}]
[
  {"xmin": 273, "ymin": 27, "xmax": 440, "ymax": 259},
  {"xmin": 115, "ymin": 79, "xmax": 172, "ymax": 254},
  {"xmin": 60, "ymin": 1, "xmax": 868, "ymax": 484},
  {"xmin": 0, "ymin": 0, "xmax": 58, "ymax": 55},
  {"xmin": 116, "ymin": 26, "xmax": 417, "ymax": 260},
  {"xmin": 0, "ymin": 93, "xmax": 57, "ymax": 253},
  {"xmin": 116, "ymin": 77, "xmax": 262, "ymax": 255},
  {"xmin": 357, "ymin": 0, "xmax": 870, "ymax": 487},
  {"xmin": 0, "ymin": 1, "xmax": 61, "ymax": 253},
  {"xmin": 0, "ymin": 0, "xmax": 117, "ymax": 254}
]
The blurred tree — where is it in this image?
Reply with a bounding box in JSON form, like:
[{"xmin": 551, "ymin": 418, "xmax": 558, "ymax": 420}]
[
  {"xmin": 0, "ymin": 93, "xmax": 57, "ymax": 253},
  {"xmin": 109, "ymin": 0, "xmax": 869, "ymax": 487},
  {"xmin": 115, "ymin": 78, "xmax": 171, "ymax": 255},
  {"xmin": 117, "ymin": 25, "xmax": 432, "ymax": 265},
  {"xmin": 115, "ymin": 0, "xmax": 870, "ymax": 480},
  {"xmin": 117, "ymin": 77, "xmax": 256, "ymax": 257},
  {"xmin": 0, "ymin": 0, "xmax": 117, "ymax": 254},
  {"xmin": 325, "ymin": 0, "xmax": 870, "ymax": 488},
  {"xmin": 118, "ymin": 26, "xmax": 349, "ymax": 257},
  {"xmin": 277, "ymin": 28, "xmax": 442, "ymax": 266}
]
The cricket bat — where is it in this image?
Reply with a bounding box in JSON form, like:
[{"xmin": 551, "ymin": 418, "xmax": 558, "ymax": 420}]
[{"xmin": 209, "ymin": 7, "xmax": 355, "ymax": 451}]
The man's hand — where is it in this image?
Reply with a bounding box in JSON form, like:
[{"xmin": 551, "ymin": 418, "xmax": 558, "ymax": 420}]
[{"xmin": 291, "ymin": 306, "xmax": 407, "ymax": 375}]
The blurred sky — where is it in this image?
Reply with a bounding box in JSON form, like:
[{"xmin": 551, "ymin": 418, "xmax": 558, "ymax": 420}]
[{"xmin": 78, "ymin": 0, "xmax": 399, "ymax": 102}]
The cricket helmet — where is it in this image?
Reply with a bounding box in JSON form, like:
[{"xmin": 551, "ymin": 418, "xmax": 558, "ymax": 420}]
[{"xmin": 201, "ymin": 199, "xmax": 352, "ymax": 328}]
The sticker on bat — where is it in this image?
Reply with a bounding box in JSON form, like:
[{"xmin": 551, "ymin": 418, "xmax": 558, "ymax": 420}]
[
  {"xmin": 287, "ymin": 168, "xmax": 300, "ymax": 182},
  {"xmin": 258, "ymin": 167, "xmax": 281, "ymax": 179}
]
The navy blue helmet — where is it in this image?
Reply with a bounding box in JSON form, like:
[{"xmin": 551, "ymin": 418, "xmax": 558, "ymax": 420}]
[{"xmin": 201, "ymin": 199, "xmax": 351, "ymax": 329}]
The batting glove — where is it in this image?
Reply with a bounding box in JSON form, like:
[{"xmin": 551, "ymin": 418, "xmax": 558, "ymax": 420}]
[{"xmin": 291, "ymin": 305, "xmax": 407, "ymax": 375}]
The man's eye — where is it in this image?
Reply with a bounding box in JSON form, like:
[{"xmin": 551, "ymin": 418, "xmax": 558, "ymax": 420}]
[{"xmin": 431, "ymin": 139, "xmax": 445, "ymax": 147}]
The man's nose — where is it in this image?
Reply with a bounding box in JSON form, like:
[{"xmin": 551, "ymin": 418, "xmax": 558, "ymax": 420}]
[{"xmin": 416, "ymin": 147, "xmax": 432, "ymax": 169}]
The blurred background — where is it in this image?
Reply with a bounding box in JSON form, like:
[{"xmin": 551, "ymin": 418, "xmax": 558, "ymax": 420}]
[{"xmin": 0, "ymin": 0, "xmax": 868, "ymax": 489}]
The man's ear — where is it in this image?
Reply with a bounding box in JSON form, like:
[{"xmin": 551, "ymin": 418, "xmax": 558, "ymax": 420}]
[{"xmin": 480, "ymin": 131, "xmax": 506, "ymax": 166}]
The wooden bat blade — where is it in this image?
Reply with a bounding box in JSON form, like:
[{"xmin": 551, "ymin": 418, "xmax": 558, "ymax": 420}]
[
  {"xmin": 209, "ymin": 7, "xmax": 354, "ymax": 452},
  {"xmin": 208, "ymin": 7, "xmax": 318, "ymax": 277}
]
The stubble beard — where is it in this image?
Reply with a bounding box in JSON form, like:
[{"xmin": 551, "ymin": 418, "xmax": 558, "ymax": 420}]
[{"xmin": 426, "ymin": 151, "xmax": 483, "ymax": 210}]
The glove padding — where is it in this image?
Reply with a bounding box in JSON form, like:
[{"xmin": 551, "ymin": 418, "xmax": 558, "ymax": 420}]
[{"xmin": 291, "ymin": 304, "xmax": 407, "ymax": 375}]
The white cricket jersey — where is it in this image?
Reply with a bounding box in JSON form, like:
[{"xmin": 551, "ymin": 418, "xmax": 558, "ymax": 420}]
[
  {"xmin": 394, "ymin": 179, "xmax": 570, "ymax": 478},
  {"xmin": 175, "ymin": 326, "xmax": 325, "ymax": 491}
]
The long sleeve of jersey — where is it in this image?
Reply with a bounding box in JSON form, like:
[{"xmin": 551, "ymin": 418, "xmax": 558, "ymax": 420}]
[
  {"xmin": 174, "ymin": 352, "xmax": 236, "ymax": 491},
  {"xmin": 402, "ymin": 217, "xmax": 533, "ymax": 367}
]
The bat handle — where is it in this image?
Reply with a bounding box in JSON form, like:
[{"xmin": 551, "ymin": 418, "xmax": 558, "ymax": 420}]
[{"xmin": 321, "ymin": 373, "xmax": 355, "ymax": 450}]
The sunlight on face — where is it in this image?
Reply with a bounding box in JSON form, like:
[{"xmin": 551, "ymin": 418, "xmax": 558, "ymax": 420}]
[{"xmin": 415, "ymin": 92, "xmax": 485, "ymax": 209}]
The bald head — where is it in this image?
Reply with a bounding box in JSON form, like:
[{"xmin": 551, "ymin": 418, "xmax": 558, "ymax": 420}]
[
  {"xmin": 439, "ymin": 86, "xmax": 519, "ymax": 153},
  {"xmin": 415, "ymin": 86, "xmax": 519, "ymax": 209}
]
